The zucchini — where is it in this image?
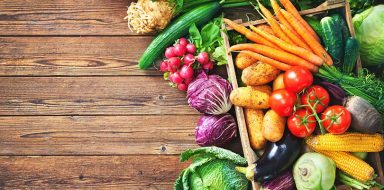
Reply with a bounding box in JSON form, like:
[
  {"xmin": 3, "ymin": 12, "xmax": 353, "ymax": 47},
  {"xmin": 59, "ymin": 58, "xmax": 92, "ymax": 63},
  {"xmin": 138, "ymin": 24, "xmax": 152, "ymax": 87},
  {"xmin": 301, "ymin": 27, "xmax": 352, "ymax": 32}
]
[
  {"xmin": 138, "ymin": 2, "xmax": 221, "ymax": 69},
  {"xmin": 321, "ymin": 16, "xmax": 344, "ymax": 66},
  {"xmin": 331, "ymin": 14, "xmax": 350, "ymax": 42},
  {"xmin": 342, "ymin": 37, "xmax": 360, "ymax": 73}
]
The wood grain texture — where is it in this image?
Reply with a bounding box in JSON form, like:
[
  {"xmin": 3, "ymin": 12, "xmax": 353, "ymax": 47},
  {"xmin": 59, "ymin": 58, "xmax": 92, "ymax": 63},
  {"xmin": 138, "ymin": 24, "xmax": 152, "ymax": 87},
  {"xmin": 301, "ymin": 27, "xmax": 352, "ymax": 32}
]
[
  {"xmin": 0, "ymin": 76, "xmax": 198, "ymax": 115},
  {"xmin": 0, "ymin": 115, "xmax": 198, "ymax": 155},
  {"xmin": 0, "ymin": 37, "xmax": 161, "ymax": 76},
  {"xmin": 0, "ymin": 155, "xmax": 189, "ymax": 189}
]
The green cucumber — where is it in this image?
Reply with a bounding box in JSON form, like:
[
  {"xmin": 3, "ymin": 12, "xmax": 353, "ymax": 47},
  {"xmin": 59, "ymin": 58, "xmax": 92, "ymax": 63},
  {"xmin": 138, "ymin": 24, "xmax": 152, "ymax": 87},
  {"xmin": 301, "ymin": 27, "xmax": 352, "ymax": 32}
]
[
  {"xmin": 342, "ymin": 37, "xmax": 360, "ymax": 73},
  {"xmin": 331, "ymin": 14, "xmax": 350, "ymax": 42},
  {"xmin": 138, "ymin": 2, "xmax": 220, "ymax": 69},
  {"xmin": 321, "ymin": 16, "xmax": 344, "ymax": 65}
]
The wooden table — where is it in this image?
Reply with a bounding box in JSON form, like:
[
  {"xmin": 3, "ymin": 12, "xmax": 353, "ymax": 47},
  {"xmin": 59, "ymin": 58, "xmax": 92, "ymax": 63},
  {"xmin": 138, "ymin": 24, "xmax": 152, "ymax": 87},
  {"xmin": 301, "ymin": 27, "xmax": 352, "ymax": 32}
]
[{"xmin": 0, "ymin": 0, "xmax": 206, "ymax": 189}]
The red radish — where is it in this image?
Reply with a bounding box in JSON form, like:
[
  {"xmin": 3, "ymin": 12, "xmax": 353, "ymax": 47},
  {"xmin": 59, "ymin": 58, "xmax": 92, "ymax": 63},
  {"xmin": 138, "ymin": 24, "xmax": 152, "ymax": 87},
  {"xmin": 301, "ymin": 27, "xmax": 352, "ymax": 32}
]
[
  {"xmin": 180, "ymin": 65, "xmax": 194, "ymax": 79},
  {"xmin": 183, "ymin": 54, "xmax": 195, "ymax": 66},
  {"xmin": 202, "ymin": 61, "xmax": 214, "ymax": 70},
  {"xmin": 159, "ymin": 61, "xmax": 168, "ymax": 72},
  {"xmin": 165, "ymin": 47, "xmax": 176, "ymax": 59},
  {"xmin": 171, "ymin": 72, "xmax": 183, "ymax": 84},
  {"xmin": 197, "ymin": 52, "xmax": 209, "ymax": 64},
  {"xmin": 179, "ymin": 38, "xmax": 188, "ymax": 47},
  {"xmin": 186, "ymin": 43, "xmax": 196, "ymax": 54},
  {"xmin": 184, "ymin": 78, "xmax": 192, "ymax": 85},
  {"xmin": 168, "ymin": 57, "xmax": 181, "ymax": 72},
  {"xmin": 178, "ymin": 83, "xmax": 188, "ymax": 91},
  {"xmin": 168, "ymin": 72, "xmax": 174, "ymax": 82},
  {"xmin": 174, "ymin": 44, "xmax": 187, "ymax": 57}
]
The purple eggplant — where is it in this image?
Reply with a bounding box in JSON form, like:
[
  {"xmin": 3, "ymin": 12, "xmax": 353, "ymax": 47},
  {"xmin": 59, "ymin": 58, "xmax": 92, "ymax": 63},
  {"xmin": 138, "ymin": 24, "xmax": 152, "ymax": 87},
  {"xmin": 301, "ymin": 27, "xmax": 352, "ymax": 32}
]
[{"xmin": 262, "ymin": 170, "xmax": 295, "ymax": 190}]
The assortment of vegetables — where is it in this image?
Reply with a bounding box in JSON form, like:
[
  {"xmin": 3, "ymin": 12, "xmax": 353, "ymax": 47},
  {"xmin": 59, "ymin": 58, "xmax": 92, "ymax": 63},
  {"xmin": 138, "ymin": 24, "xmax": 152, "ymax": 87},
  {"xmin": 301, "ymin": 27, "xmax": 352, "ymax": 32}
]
[{"xmin": 127, "ymin": 0, "xmax": 384, "ymax": 189}]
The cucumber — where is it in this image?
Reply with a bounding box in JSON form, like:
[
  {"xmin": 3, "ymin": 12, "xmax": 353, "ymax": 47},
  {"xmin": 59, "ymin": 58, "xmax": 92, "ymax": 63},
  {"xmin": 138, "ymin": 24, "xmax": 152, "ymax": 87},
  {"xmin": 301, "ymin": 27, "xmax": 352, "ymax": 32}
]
[
  {"xmin": 331, "ymin": 14, "xmax": 350, "ymax": 42},
  {"xmin": 138, "ymin": 2, "xmax": 220, "ymax": 69},
  {"xmin": 342, "ymin": 37, "xmax": 360, "ymax": 73},
  {"xmin": 321, "ymin": 16, "xmax": 344, "ymax": 66}
]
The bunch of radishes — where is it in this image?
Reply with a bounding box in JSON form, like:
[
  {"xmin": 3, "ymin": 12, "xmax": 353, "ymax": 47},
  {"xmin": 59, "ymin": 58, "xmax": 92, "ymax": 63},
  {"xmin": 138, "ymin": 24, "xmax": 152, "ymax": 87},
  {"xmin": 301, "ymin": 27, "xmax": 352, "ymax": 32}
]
[{"xmin": 159, "ymin": 37, "xmax": 214, "ymax": 91}]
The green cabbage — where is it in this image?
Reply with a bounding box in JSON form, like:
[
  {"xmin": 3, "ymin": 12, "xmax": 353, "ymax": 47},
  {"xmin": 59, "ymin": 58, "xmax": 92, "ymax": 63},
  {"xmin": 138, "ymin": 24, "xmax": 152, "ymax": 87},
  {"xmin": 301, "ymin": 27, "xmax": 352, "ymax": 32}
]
[
  {"xmin": 174, "ymin": 147, "xmax": 249, "ymax": 190},
  {"xmin": 353, "ymin": 5, "xmax": 384, "ymax": 66}
]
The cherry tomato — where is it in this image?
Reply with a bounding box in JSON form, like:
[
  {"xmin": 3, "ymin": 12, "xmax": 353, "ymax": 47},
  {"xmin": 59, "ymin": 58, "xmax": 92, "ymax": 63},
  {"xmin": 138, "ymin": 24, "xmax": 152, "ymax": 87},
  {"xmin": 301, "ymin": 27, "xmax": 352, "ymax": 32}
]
[
  {"xmin": 270, "ymin": 89, "xmax": 297, "ymax": 117},
  {"xmin": 301, "ymin": 85, "xmax": 330, "ymax": 113},
  {"xmin": 284, "ymin": 66, "xmax": 313, "ymax": 93},
  {"xmin": 321, "ymin": 105, "xmax": 351, "ymax": 134},
  {"xmin": 288, "ymin": 109, "xmax": 316, "ymax": 138}
]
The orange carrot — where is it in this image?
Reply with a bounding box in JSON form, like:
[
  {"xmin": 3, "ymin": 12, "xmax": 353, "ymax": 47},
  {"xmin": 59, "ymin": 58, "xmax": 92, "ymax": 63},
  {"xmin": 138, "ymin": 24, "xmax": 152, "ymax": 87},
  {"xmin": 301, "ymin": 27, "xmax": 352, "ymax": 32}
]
[
  {"xmin": 257, "ymin": 2, "xmax": 294, "ymax": 44},
  {"xmin": 230, "ymin": 44, "xmax": 319, "ymax": 72},
  {"xmin": 256, "ymin": 24, "xmax": 275, "ymax": 35},
  {"xmin": 279, "ymin": 0, "xmax": 320, "ymax": 42},
  {"xmin": 249, "ymin": 25, "xmax": 323, "ymax": 66},
  {"xmin": 280, "ymin": 9, "xmax": 333, "ymax": 65},
  {"xmin": 280, "ymin": 23, "xmax": 312, "ymax": 50},
  {"xmin": 224, "ymin": 18, "xmax": 281, "ymax": 50},
  {"xmin": 240, "ymin": 50, "xmax": 292, "ymax": 71}
]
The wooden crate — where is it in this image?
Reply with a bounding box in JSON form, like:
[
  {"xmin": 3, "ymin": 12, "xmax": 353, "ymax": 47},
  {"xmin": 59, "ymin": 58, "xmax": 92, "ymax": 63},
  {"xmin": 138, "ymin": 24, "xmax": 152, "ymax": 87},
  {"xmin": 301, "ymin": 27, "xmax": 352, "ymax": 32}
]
[{"xmin": 221, "ymin": 0, "xmax": 383, "ymax": 189}]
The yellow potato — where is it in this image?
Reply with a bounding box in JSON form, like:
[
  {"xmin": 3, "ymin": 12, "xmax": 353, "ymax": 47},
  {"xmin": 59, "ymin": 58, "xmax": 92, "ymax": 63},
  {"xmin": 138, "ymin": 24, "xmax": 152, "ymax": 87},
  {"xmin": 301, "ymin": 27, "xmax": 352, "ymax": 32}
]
[
  {"xmin": 242, "ymin": 62, "xmax": 280, "ymax": 86},
  {"xmin": 262, "ymin": 109, "xmax": 286, "ymax": 142},
  {"xmin": 230, "ymin": 87, "xmax": 270, "ymax": 109},
  {"xmin": 273, "ymin": 73, "xmax": 285, "ymax": 90},
  {"xmin": 248, "ymin": 85, "xmax": 272, "ymax": 95},
  {"xmin": 235, "ymin": 51, "xmax": 258, "ymax": 70},
  {"xmin": 245, "ymin": 109, "xmax": 266, "ymax": 150}
]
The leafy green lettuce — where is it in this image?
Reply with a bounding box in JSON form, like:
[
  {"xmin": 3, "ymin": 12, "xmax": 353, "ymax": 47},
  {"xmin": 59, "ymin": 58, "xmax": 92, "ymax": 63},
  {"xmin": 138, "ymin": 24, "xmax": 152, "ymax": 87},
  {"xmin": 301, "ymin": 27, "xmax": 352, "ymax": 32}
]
[{"xmin": 174, "ymin": 147, "xmax": 249, "ymax": 190}]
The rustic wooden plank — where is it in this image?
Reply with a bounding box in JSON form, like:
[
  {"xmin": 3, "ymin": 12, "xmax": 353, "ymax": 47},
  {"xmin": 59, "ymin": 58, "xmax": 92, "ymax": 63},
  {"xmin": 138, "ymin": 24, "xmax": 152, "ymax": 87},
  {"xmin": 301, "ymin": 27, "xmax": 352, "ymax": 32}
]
[
  {"xmin": 0, "ymin": 155, "xmax": 189, "ymax": 189},
  {"xmin": 0, "ymin": 37, "xmax": 163, "ymax": 76},
  {"xmin": 0, "ymin": 0, "xmax": 137, "ymax": 36},
  {"xmin": 0, "ymin": 115, "xmax": 198, "ymax": 155},
  {"xmin": 0, "ymin": 76, "xmax": 198, "ymax": 115}
]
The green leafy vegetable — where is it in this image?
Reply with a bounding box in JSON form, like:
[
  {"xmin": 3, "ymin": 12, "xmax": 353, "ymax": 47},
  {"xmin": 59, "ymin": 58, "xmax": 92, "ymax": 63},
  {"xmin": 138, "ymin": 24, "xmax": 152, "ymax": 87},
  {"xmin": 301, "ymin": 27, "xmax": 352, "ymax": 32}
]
[{"xmin": 175, "ymin": 147, "xmax": 249, "ymax": 190}]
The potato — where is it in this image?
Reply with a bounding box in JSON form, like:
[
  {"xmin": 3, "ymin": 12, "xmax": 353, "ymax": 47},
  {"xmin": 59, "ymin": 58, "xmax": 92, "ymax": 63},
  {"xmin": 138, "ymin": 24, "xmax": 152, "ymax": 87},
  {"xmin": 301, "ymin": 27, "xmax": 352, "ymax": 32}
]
[
  {"xmin": 248, "ymin": 85, "xmax": 272, "ymax": 95},
  {"xmin": 262, "ymin": 109, "xmax": 286, "ymax": 142},
  {"xmin": 273, "ymin": 73, "xmax": 285, "ymax": 90},
  {"xmin": 245, "ymin": 109, "xmax": 266, "ymax": 150},
  {"xmin": 230, "ymin": 87, "xmax": 270, "ymax": 109},
  {"xmin": 235, "ymin": 51, "xmax": 258, "ymax": 70},
  {"xmin": 242, "ymin": 62, "xmax": 280, "ymax": 86}
]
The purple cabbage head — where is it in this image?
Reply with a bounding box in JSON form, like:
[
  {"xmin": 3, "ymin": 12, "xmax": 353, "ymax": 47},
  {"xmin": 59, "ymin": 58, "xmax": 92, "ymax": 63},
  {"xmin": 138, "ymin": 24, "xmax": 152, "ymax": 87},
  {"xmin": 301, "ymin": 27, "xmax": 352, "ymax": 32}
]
[
  {"xmin": 187, "ymin": 72, "xmax": 233, "ymax": 115},
  {"xmin": 195, "ymin": 114, "xmax": 237, "ymax": 147}
]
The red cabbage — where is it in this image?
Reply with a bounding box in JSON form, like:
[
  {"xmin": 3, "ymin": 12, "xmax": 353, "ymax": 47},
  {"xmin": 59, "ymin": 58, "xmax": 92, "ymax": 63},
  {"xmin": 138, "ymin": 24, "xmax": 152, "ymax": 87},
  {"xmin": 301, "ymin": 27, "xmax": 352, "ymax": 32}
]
[
  {"xmin": 187, "ymin": 72, "xmax": 233, "ymax": 115},
  {"xmin": 195, "ymin": 114, "xmax": 237, "ymax": 147}
]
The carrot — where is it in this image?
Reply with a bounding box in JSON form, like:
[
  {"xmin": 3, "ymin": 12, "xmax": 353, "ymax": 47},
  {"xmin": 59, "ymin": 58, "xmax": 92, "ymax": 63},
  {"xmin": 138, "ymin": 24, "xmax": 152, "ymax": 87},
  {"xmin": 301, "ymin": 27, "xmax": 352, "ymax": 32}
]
[
  {"xmin": 270, "ymin": 0, "xmax": 311, "ymax": 50},
  {"xmin": 224, "ymin": 18, "xmax": 281, "ymax": 50},
  {"xmin": 280, "ymin": 9, "xmax": 333, "ymax": 65},
  {"xmin": 230, "ymin": 44, "xmax": 318, "ymax": 72},
  {"xmin": 249, "ymin": 25, "xmax": 323, "ymax": 66},
  {"xmin": 256, "ymin": 24, "xmax": 275, "ymax": 35},
  {"xmin": 257, "ymin": 2, "xmax": 294, "ymax": 44},
  {"xmin": 279, "ymin": 0, "xmax": 320, "ymax": 42},
  {"xmin": 240, "ymin": 50, "xmax": 292, "ymax": 71}
]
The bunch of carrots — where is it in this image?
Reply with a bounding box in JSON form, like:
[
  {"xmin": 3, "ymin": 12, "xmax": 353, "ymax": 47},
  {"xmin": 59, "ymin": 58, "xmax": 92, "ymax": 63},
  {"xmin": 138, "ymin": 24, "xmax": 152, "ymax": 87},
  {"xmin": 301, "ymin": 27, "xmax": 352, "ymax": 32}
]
[{"xmin": 224, "ymin": 0, "xmax": 333, "ymax": 72}]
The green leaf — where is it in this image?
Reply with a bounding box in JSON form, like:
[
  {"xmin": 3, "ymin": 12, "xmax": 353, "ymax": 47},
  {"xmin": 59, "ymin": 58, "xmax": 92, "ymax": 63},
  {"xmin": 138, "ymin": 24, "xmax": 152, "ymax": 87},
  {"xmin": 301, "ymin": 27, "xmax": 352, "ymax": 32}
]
[
  {"xmin": 164, "ymin": 72, "xmax": 169, "ymax": 80},
  {"xmin": 201, "ymin": 23, "xmax": 220, "ymax": 48},
  {"xmin": 174, "ymin": 169, "xmax": 185, "ymax": 190},
  {"xmin": 212, "ymin": 46, "xmax": 227, "ymax": 66},
  {"xmin": 189, "ymin": 24, "xmax": 202, "ymax": 48},
  {"xmin": 180, "ymin": 147, "xmax": 247, "ymax": 165}
]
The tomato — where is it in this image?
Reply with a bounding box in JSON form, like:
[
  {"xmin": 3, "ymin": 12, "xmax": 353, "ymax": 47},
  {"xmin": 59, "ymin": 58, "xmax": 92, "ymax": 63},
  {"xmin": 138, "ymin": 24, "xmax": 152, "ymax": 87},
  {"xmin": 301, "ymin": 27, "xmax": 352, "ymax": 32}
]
[
  {"xmin": 288, "ymin": 109, "xmax": 316, "ymax": 138},
  {"xmin": 301, "ymin": 85, "xmax": 330, "ymax": 113},
  {"xmin": 321, "ymin": 105, "xmax": 351, "ymax": 134},
  {"xmin": 284, "ymin": 66, "xmax": 313, "ymax": 93},
  {"xmin": 270, "ymin": 89, "xmax": 297, "ymax": 117}
]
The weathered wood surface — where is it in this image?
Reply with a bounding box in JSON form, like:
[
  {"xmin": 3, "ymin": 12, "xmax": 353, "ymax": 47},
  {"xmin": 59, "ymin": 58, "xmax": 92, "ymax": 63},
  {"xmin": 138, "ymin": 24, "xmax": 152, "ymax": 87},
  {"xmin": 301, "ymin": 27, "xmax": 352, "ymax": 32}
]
[{"xmin": 0, "ymin": 155, "xmax": 189, "ymax": 189}]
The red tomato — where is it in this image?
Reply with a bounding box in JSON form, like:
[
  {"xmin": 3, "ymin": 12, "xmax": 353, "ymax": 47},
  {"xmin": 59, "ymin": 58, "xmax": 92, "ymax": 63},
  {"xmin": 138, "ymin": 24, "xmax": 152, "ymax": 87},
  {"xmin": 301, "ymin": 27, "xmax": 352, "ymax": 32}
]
[
  {"xmin": 301, "ymin": 85, "xmax": 330, "ymax": 113},
  {"xmin": 288, "ymin": 109, "xmax": 316, "ymax": 138},
  {"xmin": 321, "ymin": 105, "xmax": 351, "ymax": 134},
  {"xmin": 270, "ymin": 89, "xmax": 297, "ymax": 117},
  {"xmin": 284, "ymin": 66, "xmax": 313, "ymax": 93}
]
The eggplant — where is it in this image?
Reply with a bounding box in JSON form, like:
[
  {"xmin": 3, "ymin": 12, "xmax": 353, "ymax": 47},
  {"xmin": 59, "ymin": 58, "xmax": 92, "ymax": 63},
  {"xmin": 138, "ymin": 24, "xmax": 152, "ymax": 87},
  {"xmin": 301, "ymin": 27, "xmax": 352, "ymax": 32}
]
[
  {"xmin": 236, "ymin": 132, "xmax": 302, "ymax": 182},
  {"xmin": 262, "ymin": 170, "xmax": 295, "ymax": 190}
]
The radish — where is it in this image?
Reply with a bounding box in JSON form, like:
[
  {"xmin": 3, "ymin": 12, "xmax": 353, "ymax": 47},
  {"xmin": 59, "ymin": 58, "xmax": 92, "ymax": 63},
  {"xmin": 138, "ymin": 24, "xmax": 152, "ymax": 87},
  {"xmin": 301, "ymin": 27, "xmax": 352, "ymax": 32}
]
[
  {"xmin": 202, "ymin": 61, "xmax": 214, "ymax": 70},
  {"xmin": 184, "ymin": 78, "xmax": 192, "ymax": 85},
  {"xmin": 183, "ymin": 54, "xmax": 195, "ymax": 66},
  {"xmin": 159, "ymin": 61, "xmax": 168, "ymax": 72},
  {"xmin": 186, "ymin": 43, "xmax": 196, "ymax": 54},
  {"xmin": 180, "ymin": 65, "xmax": 194, "ymax": 79},
  {"xmin": 165, "ymin": 47, "xmax": 176, "ymax": 59},
  {"xmin": 171, "ymin": 72, "xmax": 183, "ymax": 84},
  {"xmin": 174, "ymin": 44, "xmax": 187, "ymax": 57},
  {"xmin": 197, "ymin": 52, "xmax": 209, "ymax": 64},
  {"xmin": 178, "ymin": 83, "xmax": 188, "ymax": 91},
  {"xmin": 168, "ymin": 57, "xmax": 181, "ymax": 72},
  {"xmin": 179, "ymin": 38, "xmax": 188, "ymax": 47}
]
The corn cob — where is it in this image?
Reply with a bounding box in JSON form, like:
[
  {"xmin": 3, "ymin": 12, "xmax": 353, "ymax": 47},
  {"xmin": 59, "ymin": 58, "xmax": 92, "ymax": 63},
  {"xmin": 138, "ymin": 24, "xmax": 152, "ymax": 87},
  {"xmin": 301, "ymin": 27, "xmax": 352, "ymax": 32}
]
[
  {"xmin": 309, "ymin": 147, "xmax": 374, "ymax": 182},
  {"xmin": 306, "ymin": 133, "xmax": 384, "ymax": 152}
]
